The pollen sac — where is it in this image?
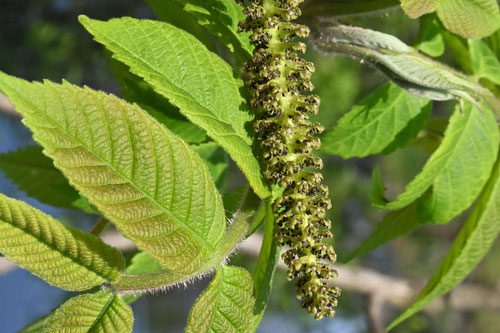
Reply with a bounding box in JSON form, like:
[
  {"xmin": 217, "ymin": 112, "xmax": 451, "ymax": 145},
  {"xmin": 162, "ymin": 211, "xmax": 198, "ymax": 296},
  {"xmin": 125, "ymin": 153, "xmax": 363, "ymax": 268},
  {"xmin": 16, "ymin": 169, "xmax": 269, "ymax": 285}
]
[{"xmin": 237, "ymin": 0, "xmax": 340, "ymax": 320}]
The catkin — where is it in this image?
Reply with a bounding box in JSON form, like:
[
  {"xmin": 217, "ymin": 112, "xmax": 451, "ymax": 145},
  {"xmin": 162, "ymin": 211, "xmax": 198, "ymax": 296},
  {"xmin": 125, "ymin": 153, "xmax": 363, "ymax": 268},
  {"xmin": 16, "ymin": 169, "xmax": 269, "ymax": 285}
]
[{"xmin": 237, "ymin": 0, "xmax": 341, "ymax": 320}]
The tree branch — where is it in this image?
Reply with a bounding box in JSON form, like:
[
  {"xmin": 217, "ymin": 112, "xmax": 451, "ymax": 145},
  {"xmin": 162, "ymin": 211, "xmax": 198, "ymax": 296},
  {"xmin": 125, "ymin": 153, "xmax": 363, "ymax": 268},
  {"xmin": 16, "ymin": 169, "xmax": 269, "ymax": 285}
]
[
  {"xmin": 0, "ymin": 93, "xmax": 20, "ymax": 118},
  {"xmin": 1, "ymin": 231, "xmax": 499, "ymax": 315}
]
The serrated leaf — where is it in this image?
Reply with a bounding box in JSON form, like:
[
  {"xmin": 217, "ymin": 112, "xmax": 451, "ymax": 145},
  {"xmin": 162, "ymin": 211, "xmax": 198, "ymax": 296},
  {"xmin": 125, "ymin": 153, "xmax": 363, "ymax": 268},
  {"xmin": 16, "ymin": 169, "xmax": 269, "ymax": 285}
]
[
  {"xmin": 145, "ymin": 0, "xmax": 215, "ymax": 51},
  {"xmin": 344, "ymin": 202, "xmax": 419, "ymax": 262},
  {"xmin": 0, "ymin": 194, "xmax": 124, "ymax": 290},
  {"xmin": 44, "ymin": 292, "xmax": 134, "ymax": 333},
  {"xmin": 0, "ymin": 72, "xmax": 226, "ymax": 275},
  {"xmin": 79, "ymin": 16, "xmax": 270, "ymax": 199},
  {"xmin": 109, "ymin": 58, "xmax": 208, "ymax": 144},
  {"xmin": 251, "ymin": 202, "xmax": 280, "ymax": 331},
  {"xmin": 0, "ymin": 146, "xmax": 79, "ymax": 208},
  {"xmin": 400, "ymin": 0, "xmax": 500, "ymax": 39},
  {"xmin": 469, "ymin": 39, "xmax": 500, "ymax": 86},
  {"xmin": 389, "ymin": 155, "xmax": 500, "ymax": 329},
  {"xmin": 414, "ymin": 14, "xmax": 445, "ymax": 57},
  {"xmin": 374, "ymin": 102, "xmax": 499, "ymax": 222},
  {"xmin": 148, "ymin": 0, "xmax": 253, "ymax": 62},
  {"xmin": 186, "ymin": 265, "xmax": 255, "ymax": 333},
  {"xmin": 321, "ymin": 83, "xmax": 427, "ymax": 158}
]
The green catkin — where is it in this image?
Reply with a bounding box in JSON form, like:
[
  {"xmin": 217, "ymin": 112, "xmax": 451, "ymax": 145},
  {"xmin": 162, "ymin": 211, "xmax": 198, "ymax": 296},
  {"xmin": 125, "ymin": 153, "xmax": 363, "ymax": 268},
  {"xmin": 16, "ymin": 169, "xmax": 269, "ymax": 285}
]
[{"xmin": 237, "ymin": 0, "xmax": 341, "ymax": 320}]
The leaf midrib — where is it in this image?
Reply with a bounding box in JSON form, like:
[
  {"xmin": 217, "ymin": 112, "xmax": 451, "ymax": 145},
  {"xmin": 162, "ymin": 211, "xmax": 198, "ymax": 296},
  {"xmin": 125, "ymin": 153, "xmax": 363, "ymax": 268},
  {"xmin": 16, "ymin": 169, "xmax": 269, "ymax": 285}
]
[
  {"xmin": 8, "ymin": 81, "xmax": 217, "ymax": 255},
  {"xmin": 96, "ymin": 27, "xmax": 250, "ymax": 143},
  {"xmin": 87, "ymin": 294, "xmax": 115, "ymax": 333}
]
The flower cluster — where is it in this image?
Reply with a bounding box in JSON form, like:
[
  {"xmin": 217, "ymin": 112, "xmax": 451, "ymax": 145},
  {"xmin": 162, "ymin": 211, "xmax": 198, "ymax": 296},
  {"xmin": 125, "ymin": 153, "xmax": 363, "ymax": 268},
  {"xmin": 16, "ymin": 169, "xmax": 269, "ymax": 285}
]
[{"xmin": 237, "ymin": 0, "xmax": 341, "ymax": 320}]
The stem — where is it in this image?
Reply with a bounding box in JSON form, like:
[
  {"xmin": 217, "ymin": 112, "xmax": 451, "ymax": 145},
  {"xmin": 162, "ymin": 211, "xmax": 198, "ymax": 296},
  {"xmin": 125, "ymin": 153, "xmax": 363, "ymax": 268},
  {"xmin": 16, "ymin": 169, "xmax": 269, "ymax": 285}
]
[{"xmin": 90, "ymin": 217, "xmax": 109, "ymax": 236}]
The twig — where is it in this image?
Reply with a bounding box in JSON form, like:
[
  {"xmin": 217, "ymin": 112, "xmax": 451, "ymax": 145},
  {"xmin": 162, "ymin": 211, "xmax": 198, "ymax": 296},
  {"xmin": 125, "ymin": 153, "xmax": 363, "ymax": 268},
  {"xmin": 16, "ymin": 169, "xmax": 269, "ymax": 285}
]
[
  {"xmin": 90, "ymin": 217, "xmax": 110, "ymax": 236},
  {"xmin": 0, "ymin": 93, "xmax": 20, "ymax": 118}
]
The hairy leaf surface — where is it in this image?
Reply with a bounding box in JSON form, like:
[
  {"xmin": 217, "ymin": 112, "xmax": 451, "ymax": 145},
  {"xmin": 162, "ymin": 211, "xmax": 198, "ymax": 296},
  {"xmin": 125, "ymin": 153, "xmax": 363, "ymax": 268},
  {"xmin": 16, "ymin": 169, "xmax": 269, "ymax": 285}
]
[
  {"xmin": 375, "ymin": 102, "xmax": 499, "ymax": 222},
  {"xmin": 0, "ymin": 194, "xmax": 124, "ymax": 290},
  {"xmin": 0, "ymin": 146, "xmax": 79, "ymax": 208},
  {"xmin": 321, "ymin": 83, "xmax": 427, "ymax": 158},
  {"xmin": 0, "ymin": 72, "xmax": 226, "ymax": 274},
  {"xmin": 79, "ymin": 16, "xmax": 270, "ymax": 199},
  {"xmin": 400, "ymin": 0, "xmax": 500, "ymax": 38},
  {"xmin": 44, "ymin": 292, "xmax": 134, "ymax": 333},
  {"xmin": 469, "ymin": 39, "xmax": 500, "ymax": 85},
  {"xmin": 186, "ymin": 266, "xmax": 255, "ymax": 333},
  {"xmin": 389, "ymin": 155, "xmax": 500, "ymax": 329}
]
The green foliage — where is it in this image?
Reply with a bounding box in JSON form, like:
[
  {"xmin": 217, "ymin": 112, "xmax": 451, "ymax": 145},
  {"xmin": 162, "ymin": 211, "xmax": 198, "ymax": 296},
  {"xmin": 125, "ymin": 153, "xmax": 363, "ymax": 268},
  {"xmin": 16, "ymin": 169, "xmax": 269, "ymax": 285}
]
[
  {"xmin": 0, "ymin": 146, "xmax": 79, "ymax": 208},
  {"xmin": 0, "ymin": 72, "xmax": 226, "ymax": 275},
  {"xmin": 469, "ymin": 39, "xmax": 500, "ymax": 86},
  {"xmin": 399, "ymin": 0, "xmax": 500, "ymax": 38},
  {"xmin": 0, "ymin": 194, "xmax": 124, "ymax": 290},
  {"xmin": 186, "ymin": 266, "xmax": 255, "ymax": 333},
  {"xmin": 389, "ymin": 156, "xmax": 500, "ymax": 329},
  {"xmin": 321, "ymin": 83, "xmax": 428, "ymax": 158},
  {"xmin": 414, "ymin": 14, "xmax": 445, "ymax": 57},
  {"xmin": 147, "ymin": 0, "xmax": 253, "ymax": 63},
  {"xmin": 79, "ymin": 16, "xmax": 270, "ymax": 199},
  {"xmin": 374, "ymin": 102, "xmax": 499, "ymax": 223},
  {"xmin": 45, "ymin": 292, "xmax": 134, "ymax": 333},
  {"xmin": 251, "ymin": 202, "xmax": 281, "ymax": 330}
]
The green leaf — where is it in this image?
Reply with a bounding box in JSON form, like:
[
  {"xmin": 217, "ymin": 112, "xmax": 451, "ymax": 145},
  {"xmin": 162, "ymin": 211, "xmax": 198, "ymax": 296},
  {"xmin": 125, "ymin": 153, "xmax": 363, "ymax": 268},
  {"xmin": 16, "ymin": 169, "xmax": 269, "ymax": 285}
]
[
  {"xmin": 148, "ymin": 0, "xmax": 253, "ymax": 63},
  {"xmin": 344, "ymin": 202, "xmax": 419, "ymax": 262},
  {"xmin": 126, "ymin": 252, "xmax": 162, "ymax": 275},
  {"xmin": 186, "ymin": 265, "xmax": 255, "ymax": 333},
  {"xmin": 375, "ymin": 102, "xmax": 499, "ymax": 222},
  {"xmin": 79, "ymin": 16, "xmax": 270, "ymax": 199},
  {"xmin": 321, "ymin": 83, "xmax": 427, "ymax": 158},
  {"xmin": 414, "ymin": 14, "xmax": 445, "ymax": 57},
  {"xmin": 109, "ymin": 58, "xmax": 208, "ymax": 144},
  {"xmin": 0, "ymin": 194, "xmax": 124, "ymax": 290},
  {"xmin": 389, "ymin": 154, "xmax": 500, "ymax": 329},
  {"xmin": 44, "ymin": 292, "xmax": 134, "ymax": 333},
  {"xmin": 0, "ymin": 72, "xmax": 226, "ymax": 275},
  {"xmin": 400, "ymin": 0, "xmax": 500, "ymax": 39},
  {"xmin": 251, "ymin": 201, "xmax": 281, "ymax": 331},
  {"xmin": 145, "ymin": 0, "xmax": 215, "ymax": 52},
  {"xmin": 0, "ymin": 146, "xmax": 79, "ymax": 208},
  {"xmin": 469, "ymin": 39, "xmax": 500, "ymax": 86},
  {"xmin": 193, "ymin": 142, "xmax": 228, "ymax": 189}
]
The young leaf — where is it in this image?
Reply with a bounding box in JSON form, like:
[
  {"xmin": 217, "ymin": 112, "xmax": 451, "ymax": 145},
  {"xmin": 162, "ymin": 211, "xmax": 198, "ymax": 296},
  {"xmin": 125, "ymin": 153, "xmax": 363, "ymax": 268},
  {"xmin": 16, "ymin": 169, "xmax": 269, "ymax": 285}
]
[
  {"xmin": 19, "ymin": 314, "xmax": 52, "ymax": 333},
  {"xmin": 320, "ymin": 83, "xmax": 427, "ymax": 158},
  {"xmin": 0, "ymin": 194, "xmax": 124, "ymax": 290},
  {"xmin": 0, "ymin": 72, "xmax": 226, "ymax": 275},
  {"xmin": 251, "ymin": 202, "xmax": 281, "ymax": 331},
  {"xmin": 0, "ymin": 146, "xmax": 79, "ymax": 208},
  {"xmin": 186, "ymin": 265, "xmax": 255, "ymax": 333},
  {"xmin": 313, "ymin": 23, "xmax": 489, "ymax": 104},
  {"xmin": 148, "ymin": 0, "xmax": 253, "ymax": 62},
  {"xmin": 400, "ymin": 0, "xmax": 500, "ymax": 39},
  {"xmin": 45, "ymin": 292, "xmax": 134, "ymax": 333},
  {"xmin": 414, "ymin": 14, "xmax": 445, "ymax": 57},
  {"xmin": 389, "ymin": 155, "xmax": 500, "ymax": 329},
  {"xmin": 79, "ymin": 16, "xmax": 270, "ymax": 199},
  {"xmin": 374, "ymin": 102, "xmax": 499, "ymax": 221},
  {"xmin": 469, "ymin": 39, "xmax": 500, "ymax": 86}
]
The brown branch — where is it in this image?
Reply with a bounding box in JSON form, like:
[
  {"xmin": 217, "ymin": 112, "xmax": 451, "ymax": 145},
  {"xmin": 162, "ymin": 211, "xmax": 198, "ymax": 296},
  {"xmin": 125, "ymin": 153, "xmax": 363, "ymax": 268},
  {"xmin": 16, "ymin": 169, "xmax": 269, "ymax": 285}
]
[
  {"xmin": 1, "ymin": 231, "xmax": 499, "ymax": 316},
  {"xmin": 0, "ymin": 93, "xmax": 20, "ymax": 118}
]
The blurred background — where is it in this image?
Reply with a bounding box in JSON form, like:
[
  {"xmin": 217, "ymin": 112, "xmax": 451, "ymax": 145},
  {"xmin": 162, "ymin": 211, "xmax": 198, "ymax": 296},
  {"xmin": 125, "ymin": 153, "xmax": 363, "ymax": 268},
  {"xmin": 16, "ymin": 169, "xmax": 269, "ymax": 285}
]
[{"xmin": 0, "ymin": 1, "xmax": 499, "ymax": 332}]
